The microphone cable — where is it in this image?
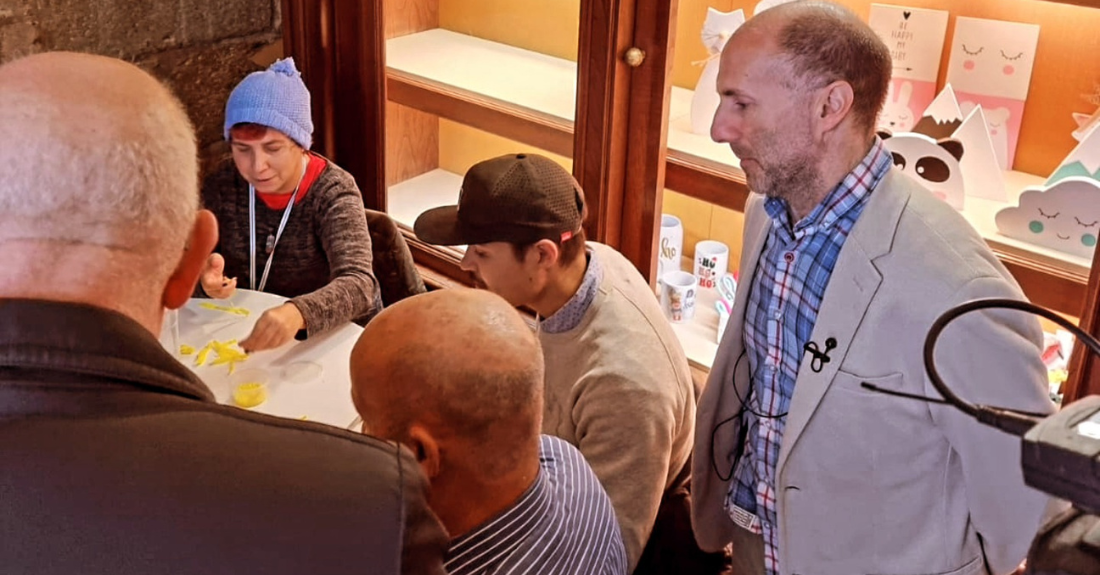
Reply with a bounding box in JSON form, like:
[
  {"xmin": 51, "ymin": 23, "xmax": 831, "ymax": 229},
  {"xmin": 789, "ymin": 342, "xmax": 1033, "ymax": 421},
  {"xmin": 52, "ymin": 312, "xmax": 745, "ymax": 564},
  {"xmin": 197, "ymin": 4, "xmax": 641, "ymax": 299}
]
[{"xmin": 918, "ymin": 298, "xmax": 1100, "ymax": 437}]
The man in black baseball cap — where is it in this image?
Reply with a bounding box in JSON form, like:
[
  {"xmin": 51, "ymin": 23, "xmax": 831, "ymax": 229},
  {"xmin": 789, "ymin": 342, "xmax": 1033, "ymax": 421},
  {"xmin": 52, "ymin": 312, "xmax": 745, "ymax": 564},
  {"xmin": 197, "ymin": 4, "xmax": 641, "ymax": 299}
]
[{"xmin": 415, "ymin": 153, "xmax": 719, "ymax": 574}]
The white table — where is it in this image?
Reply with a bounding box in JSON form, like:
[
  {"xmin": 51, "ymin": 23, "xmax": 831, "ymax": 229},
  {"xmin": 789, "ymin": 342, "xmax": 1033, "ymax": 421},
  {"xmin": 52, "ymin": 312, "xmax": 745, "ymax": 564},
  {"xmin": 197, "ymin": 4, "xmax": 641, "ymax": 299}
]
[{"xmin": 160, "ymin": 289, "xmax": 363, "ymax": 430}]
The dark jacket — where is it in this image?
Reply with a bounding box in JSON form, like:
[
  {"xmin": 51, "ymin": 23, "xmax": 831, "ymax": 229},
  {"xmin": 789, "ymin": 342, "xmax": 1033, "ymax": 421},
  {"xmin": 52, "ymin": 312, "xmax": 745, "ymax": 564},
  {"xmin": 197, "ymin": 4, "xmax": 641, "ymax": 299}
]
[{"xmin": 0, "ymin": 299, "xmax": 447, "ymax": 575}]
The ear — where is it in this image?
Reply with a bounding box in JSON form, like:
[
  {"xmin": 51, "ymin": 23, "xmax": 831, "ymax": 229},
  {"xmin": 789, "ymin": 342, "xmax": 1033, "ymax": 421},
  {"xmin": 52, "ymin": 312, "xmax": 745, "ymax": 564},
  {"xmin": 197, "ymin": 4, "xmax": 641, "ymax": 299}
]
[
  {"xmin": 877, "ymin": 129, "xmax": 894, "ymax": 140},
  {"xmin": 407, "ymin": 424, "xmax": 442, "ymax": 479},
  {"xmin": 531, "ymin": 238, "xmax": 562, "ymax": 269},
  {"xmin": 937, "ymin": 138, "xmax": 965, "ymax": 161},
  {"xmin": 161, "ymin": 209, "xmax": 218, "ymax": 310},
  {"xmin": 812, "ymin": 80, "xmax": 855, "ymax": 138}
]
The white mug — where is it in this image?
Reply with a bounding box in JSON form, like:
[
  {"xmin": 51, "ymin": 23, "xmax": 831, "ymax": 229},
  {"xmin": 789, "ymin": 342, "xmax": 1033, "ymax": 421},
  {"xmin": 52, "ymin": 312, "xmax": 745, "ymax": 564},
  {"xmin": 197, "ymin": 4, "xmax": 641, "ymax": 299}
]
[
  {"xmin": 658, "ymin": 214, "xmax": 683, "ymax": 280},
  {"xmin": 659, "ymin": 270, "xmax": 697, "ymax": 323},
  {"xmin": 694, "ymin": 240, "xmax": 730, "ymax": 289}
]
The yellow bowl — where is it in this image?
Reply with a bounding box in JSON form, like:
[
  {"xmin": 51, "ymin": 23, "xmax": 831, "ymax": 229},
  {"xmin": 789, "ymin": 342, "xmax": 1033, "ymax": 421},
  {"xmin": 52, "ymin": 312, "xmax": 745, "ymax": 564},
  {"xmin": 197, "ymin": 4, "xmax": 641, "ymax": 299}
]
[{"xmin": 232, "ymin": 382, "xmax": 268, "ymax": 408}]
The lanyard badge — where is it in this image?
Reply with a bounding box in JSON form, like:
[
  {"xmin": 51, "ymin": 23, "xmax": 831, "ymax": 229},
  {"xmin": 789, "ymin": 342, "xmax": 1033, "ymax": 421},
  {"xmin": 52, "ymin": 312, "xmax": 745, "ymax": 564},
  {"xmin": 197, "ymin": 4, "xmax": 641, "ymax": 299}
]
[{"xmin": 249, "ymin": 156, "xmax": 309, "ymax": 292}]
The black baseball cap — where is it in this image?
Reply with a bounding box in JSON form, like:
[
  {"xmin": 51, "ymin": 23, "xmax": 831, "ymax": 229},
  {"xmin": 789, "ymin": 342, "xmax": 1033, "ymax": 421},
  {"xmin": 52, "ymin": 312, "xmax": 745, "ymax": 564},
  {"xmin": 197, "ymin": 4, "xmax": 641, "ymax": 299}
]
[{"xmin": 414, "ymin": 153, "xmax": 586, "ymax": 246}]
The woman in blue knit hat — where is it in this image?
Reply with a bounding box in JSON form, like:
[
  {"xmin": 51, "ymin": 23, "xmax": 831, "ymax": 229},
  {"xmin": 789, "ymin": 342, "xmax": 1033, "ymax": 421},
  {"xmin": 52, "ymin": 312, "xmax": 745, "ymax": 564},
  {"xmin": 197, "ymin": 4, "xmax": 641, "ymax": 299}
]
[{"xmin": 199, "ymin": 57, "xmax": 381, "ymax": 352}]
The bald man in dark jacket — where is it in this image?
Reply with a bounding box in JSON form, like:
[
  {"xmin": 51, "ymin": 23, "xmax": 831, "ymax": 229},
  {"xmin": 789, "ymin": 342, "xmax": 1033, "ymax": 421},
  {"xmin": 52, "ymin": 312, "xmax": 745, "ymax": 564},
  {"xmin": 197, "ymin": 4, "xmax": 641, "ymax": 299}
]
[{"xmin": 0, "ymin": 51, "xmax": 447, "ymax": 575}]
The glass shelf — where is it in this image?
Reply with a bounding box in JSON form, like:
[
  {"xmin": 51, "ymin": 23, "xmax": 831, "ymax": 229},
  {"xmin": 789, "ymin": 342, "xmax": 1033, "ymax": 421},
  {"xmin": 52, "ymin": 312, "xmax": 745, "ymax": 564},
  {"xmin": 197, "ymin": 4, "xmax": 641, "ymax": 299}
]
[
  {"xmin": 387, "ymin": 28, "xmax": 750, "ymax": 211},
  {"xmin": 385, "ymin": 25, "xmax": 1088, "ymax": 317},
  {"xmin": 387, "ymin": 167, "xmax": 463, "ymax": 231},
  {"xmin": 388, "ymin": 29, "xmax": 577, "ymax": 122}
]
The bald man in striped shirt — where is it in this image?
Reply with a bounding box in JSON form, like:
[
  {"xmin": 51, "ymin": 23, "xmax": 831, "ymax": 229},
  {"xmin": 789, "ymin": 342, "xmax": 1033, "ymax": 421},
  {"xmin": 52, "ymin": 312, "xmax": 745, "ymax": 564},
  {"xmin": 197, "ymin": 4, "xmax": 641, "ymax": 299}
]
[{"xmin": 350, "ymin": 289, "xmax": 627, "ymax": 575}]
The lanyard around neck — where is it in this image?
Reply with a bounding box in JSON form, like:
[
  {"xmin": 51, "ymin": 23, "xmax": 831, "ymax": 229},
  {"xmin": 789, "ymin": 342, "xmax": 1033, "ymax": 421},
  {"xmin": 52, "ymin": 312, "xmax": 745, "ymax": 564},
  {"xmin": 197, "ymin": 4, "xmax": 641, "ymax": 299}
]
[{"xmin": 249, "ymin": 155, "xmax": 309, "ymax": 292}]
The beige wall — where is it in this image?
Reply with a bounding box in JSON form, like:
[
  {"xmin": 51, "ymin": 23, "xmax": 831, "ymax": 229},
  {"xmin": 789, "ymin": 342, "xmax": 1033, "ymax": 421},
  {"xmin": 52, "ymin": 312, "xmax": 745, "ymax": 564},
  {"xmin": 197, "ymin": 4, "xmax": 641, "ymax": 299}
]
[
  {"xmin": 440, "ymin": 0, "xmax": 580, "ymax": 61},
  {"xmin": 439, "ymin": 120, "xmax": 572, "ymax": 174}
]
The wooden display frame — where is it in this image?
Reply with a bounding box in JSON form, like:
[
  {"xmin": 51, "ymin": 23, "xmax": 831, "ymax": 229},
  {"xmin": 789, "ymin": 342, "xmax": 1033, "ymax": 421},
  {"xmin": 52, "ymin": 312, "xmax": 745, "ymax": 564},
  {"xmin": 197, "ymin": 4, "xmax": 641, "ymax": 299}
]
[
  {"xmin": 282, "ymin": 0, "xmax": 1098, "ymax": 332},
  {"xmin": 1065, "ymin": 243, "xmax": 1100, "ymax": 402}
]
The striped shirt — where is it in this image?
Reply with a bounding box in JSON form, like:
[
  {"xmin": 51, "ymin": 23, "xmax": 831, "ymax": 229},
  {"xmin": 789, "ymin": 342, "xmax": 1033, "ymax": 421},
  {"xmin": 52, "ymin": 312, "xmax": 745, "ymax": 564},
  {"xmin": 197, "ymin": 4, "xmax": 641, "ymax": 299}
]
[
  {"xmin": 725, "ymin": 141, "xmax": 891, "ymax": 575},
  {"xmin": 445, "ymin": 435, "xmax": 628, "ymax": 575}
]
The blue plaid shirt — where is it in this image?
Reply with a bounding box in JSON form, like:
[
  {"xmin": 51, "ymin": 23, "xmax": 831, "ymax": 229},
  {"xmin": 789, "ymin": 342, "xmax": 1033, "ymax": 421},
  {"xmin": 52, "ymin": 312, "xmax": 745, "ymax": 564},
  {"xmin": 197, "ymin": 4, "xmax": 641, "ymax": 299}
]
[{"xmin": 725, "ymin": 140, "xmax": 891, "ymax": 575}]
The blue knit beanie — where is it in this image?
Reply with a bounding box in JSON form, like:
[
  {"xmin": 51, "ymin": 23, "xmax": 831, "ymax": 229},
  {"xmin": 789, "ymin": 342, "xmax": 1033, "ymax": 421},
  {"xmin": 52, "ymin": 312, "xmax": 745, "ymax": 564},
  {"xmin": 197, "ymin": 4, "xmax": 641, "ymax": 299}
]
[{"xmin": 224, "ymin": 57, "xmax": 313, "ymax": 150}]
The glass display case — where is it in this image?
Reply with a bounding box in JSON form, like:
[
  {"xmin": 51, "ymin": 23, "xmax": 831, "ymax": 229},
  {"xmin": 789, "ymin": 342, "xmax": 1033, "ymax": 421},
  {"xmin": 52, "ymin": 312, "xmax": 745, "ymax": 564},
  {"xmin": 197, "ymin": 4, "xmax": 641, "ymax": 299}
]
[{"xmin": 282, "ymin": 0, "xmax": 1100, "ymax": 373}]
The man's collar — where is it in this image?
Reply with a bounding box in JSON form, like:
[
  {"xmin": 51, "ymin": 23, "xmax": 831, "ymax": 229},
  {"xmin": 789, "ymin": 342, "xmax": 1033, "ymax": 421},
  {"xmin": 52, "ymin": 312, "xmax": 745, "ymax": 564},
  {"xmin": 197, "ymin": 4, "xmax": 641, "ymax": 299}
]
[
  {"xmin": 446, "ymin": 464, "xmax": 550, "ymax": 563},
  {"xmin": 0, "ymin": 299, "xmax": 214, "ymax": 401},
  {"xmin": 539, "ymin": 249, "xmax": 602, "ymax": 334},
  {"xmin": 764, "ymin": 138, "xmax": 891, "ymax": 234}
]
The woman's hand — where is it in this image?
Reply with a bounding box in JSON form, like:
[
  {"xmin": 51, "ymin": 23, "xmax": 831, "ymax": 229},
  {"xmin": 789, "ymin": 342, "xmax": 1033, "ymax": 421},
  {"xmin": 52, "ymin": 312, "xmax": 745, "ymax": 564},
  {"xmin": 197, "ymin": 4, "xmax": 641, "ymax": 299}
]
[
  {"xmin": 200, "ymin": 253, "xmax": 237, "ymax": 299},
  {"xmin": 240, "ymin": 303, "xmax": 305, "ymax": 353}
]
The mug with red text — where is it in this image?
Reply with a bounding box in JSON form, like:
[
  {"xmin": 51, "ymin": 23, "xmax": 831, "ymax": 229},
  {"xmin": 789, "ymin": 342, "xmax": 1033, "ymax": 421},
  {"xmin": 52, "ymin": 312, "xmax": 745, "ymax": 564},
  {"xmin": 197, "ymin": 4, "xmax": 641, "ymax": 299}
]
[{"xmin": 693, "ymin": 240, "xmax": 729, "ymax": 289}]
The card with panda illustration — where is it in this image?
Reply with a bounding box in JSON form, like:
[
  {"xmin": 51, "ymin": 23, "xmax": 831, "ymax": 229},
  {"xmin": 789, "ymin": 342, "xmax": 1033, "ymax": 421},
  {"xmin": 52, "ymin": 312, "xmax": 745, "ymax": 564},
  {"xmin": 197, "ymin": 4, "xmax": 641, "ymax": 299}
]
[
  {"xmin": 946, "ymin": 17, "xmax": 1040, "ymax": 171},
  {"xmin": 882, "ymin": 84, "xmax": 1006, "ymax": 206},
  {"xmin": 881, "ymin": 132, "xmax": 966, "ymax": 211},
  {"xmin": 996, "ymin": 177, "xmax": 1100, "ymax": 260},
  {"xmin": 869, "ymin": 4, "xmax": 948, "ymax": 134}
]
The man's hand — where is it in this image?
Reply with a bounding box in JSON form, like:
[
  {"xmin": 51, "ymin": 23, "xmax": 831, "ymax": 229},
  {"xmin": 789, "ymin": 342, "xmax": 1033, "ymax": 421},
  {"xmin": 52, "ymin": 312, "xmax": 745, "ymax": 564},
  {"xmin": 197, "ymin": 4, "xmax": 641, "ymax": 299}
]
[
  {"xmin": 200, "ymin": 253, "xmax": 237, "ymax": 299},
  {"xmin": 240, "ymin": 303, "xmax": 305, "ymax": 353}
]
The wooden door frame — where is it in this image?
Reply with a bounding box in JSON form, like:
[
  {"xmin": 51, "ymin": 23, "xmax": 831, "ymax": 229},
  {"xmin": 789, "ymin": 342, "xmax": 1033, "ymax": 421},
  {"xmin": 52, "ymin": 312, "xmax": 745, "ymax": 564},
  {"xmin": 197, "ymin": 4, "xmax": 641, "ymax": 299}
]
[
  {"xmin": 575, "ymin": 0, "xmax": 677, "ymax": 283},
  {"xmin": 282, "ymin": 0, "xmax": 387, "ymax": 211},
  {"xmin": 284, "ymin": 0, "xmax": 676, "ymax": 281}
]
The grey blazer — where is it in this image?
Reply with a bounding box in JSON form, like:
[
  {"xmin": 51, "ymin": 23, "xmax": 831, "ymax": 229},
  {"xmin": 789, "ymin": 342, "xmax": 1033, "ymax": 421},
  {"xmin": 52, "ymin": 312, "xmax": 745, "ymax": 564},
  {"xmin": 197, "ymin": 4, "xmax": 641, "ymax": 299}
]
[{"xmin": 691, "ymin": 170, "xmax": 1054, "ymax": 575}]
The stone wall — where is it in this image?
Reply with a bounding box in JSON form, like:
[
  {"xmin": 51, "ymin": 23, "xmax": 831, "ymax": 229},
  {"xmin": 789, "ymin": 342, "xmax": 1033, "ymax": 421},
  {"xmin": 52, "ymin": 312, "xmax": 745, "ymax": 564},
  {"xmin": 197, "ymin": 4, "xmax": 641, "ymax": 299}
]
[{"xmin": 0, "ymin": 0, "xmax": 283, "ymax": 170}]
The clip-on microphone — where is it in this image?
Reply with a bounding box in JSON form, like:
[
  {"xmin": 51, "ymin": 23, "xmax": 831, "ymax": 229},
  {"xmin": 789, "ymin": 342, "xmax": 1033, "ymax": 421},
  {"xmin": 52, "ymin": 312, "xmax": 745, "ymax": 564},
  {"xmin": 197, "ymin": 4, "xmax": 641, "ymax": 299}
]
[{"xmin": 803, "ymin": 337, "xmax": 836, "ymax": 373}]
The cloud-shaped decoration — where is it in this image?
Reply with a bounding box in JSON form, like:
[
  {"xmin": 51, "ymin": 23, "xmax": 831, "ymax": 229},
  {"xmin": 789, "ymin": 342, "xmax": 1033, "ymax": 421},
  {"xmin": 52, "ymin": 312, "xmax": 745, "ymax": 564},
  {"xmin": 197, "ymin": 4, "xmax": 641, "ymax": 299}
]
[{"xmin": 995, "ymin": 176, "xmax": 1100, "ymax": 260}]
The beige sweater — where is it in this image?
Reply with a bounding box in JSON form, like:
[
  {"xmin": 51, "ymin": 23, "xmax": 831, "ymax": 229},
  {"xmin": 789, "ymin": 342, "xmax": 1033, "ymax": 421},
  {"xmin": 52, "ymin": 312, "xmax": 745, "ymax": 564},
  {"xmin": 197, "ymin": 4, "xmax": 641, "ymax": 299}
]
[{"xmin": 539, "ymin": 243, "xmax": 696, "ymax": 571}]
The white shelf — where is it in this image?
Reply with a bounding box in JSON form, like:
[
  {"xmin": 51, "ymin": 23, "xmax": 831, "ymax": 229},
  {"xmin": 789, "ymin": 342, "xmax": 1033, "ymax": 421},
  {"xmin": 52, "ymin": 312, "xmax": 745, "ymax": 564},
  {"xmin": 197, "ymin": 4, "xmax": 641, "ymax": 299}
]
[
  {"xmin": 387, "ymin": 168, "xmax": 463, "ymax": 231},
  {"xmin": 667, "ymin": 86, "xmax": 743, "ymax": 171},
  {"xmin": 386, "ymin": 28, "xmax": 741, "ymax": 171},
  {"xmin": 668, "ymin": 283, "xmax": 722, "ymax": 370},
  {"xmin": 387, "ymin": 29, "xmax": 577, "ymax": 122}
]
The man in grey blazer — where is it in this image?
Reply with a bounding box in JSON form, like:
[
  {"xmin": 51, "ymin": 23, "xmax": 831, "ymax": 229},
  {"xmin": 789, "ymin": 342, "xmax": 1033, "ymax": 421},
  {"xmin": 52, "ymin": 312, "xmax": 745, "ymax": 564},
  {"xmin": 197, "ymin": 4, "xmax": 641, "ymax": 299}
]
[
  {"xmin": 0, "ymin": 52, "xmax": 447, "ymax": 574},
  {"xmin": 691, "ymin": 3, "xmax": 1054, "ymax": 575}
]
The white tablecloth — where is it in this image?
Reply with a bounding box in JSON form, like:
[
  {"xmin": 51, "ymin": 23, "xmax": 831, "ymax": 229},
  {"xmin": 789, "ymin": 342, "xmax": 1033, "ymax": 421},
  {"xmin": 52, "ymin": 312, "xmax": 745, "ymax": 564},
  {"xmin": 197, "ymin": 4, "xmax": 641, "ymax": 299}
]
[{"xmin": 160, "ymin": 289, "xmax": 362, "ymax": 430}]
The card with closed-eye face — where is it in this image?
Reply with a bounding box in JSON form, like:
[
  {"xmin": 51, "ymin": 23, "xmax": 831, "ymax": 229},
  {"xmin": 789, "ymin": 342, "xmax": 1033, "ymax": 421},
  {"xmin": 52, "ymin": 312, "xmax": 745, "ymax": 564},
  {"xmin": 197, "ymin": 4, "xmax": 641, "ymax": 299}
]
[{"xmin": 946, "ymin": 16, "xmax": 1040, "ymax": 170}]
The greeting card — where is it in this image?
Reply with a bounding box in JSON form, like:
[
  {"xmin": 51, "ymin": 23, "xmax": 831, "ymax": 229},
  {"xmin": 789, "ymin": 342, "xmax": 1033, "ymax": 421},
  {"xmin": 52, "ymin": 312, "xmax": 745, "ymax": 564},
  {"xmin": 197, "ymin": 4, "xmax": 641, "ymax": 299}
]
[
  {"xmin": 946, "ymin": 17, "xmax": 1040, "ymax": 170},
  {"xmin": 869, "ymin": 4, "xmax": 949, "ymax": 134}
]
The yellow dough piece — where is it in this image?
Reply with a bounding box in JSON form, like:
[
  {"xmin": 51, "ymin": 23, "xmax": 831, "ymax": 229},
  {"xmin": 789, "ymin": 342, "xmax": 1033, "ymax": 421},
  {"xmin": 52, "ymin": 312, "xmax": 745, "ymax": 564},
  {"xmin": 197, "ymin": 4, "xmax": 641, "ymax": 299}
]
[
  {"xmin": 233, "ymin": 382, "xmax": 267, "ymax": 408},
  {"xmin": 179, "ymin": 344, "xmax": 195, "ymax": 355},
  {"xmin": 193, "ymin": 339, "xmax": 248, "ymax": 374},
  {"xmin": 194, "ymin": 344, "xmax": 213, "ymax": 366},
  {"xmin": 198, "ymin": 302, "xmax": 250, "ymax": 316}
]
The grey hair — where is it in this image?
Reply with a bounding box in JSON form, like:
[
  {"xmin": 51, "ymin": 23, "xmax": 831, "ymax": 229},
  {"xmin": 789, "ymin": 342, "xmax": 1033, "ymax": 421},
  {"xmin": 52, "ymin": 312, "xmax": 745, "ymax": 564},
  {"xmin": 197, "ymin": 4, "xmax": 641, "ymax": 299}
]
[{"xmin": 0, "ymin": 53, "xmax": 198, "ymax": 276}]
